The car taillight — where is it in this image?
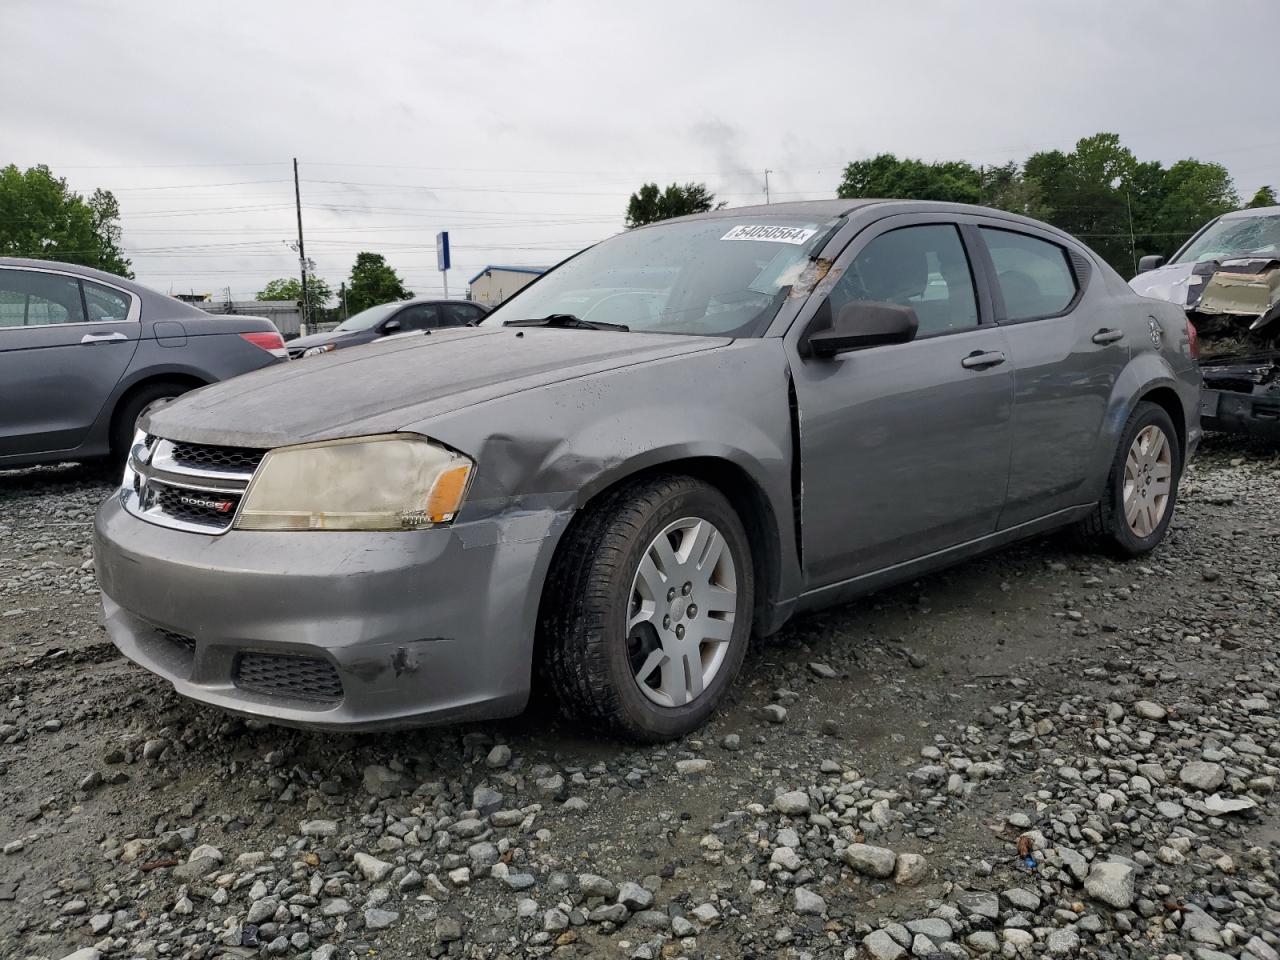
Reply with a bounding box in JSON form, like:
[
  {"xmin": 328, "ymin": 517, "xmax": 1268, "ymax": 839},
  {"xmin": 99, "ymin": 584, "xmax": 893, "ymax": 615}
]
[
  {"xmin": 1186, "ymin": 317, "xmax": 1198, "ymax": 358},
  {"xmin": 240, "ymin": 331, "xmax": 288, "ymax": 359}
]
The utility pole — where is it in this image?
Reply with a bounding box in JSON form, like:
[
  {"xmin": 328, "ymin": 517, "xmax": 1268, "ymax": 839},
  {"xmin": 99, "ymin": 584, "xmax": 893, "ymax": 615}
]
[
  {"xmin": 339, "ymin": 281, "xmax": 348, "ymax": 321},
  {"xmin": 293, "ymin": 158, "xmax": 310, "ymax": 335},
  {"xmin": 763, "ymin": 169, "xmax": 772, "ymax": 205},
  {"xmin": 1125, "ymin": 189, "xmax": 1138, "ymax": 276}
]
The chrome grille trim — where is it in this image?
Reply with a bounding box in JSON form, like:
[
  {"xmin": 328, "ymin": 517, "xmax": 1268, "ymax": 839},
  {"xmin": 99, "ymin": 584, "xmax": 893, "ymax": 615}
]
[{"xmin": 120, "ymin": 432, "xmax": 265, "ymax": 534}]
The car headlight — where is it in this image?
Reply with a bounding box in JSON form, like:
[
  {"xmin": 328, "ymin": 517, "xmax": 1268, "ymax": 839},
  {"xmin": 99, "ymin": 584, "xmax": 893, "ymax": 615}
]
[
  {"xmin": 302, "ymin": 344, "xmax": 335, "ymax": 358},
  {"xmin": 234, "ymin": 435, "xmax": 473, "ymax": 531}
]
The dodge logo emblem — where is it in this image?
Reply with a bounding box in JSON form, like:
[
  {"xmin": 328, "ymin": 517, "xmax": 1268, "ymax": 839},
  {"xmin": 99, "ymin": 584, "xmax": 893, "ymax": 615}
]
[{"xmin": 180, "ymin": 494, "xmax": 234, "ymax": 513}]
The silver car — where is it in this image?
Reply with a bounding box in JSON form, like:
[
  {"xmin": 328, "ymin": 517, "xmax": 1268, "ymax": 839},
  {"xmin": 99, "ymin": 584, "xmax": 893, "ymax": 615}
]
[
  {"xmin": 1, "ymin": 258, "xmax": 287, "ymax": 467},
  {"xmin": 94, "ymin": 200, "xmax": 1201, "ymax": 740}
]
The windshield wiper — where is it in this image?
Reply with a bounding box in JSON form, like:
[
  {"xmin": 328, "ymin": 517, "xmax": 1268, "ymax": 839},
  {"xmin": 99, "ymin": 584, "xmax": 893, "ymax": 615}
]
[{"xmin": 503, "ymin": 313, "xmax": 630, "ymax": 332}]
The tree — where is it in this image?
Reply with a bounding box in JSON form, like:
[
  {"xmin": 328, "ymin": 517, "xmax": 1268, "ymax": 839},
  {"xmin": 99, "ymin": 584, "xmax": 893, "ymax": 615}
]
[
  {"xmin": 257, "ymin": 276, "xmax": 332, "ymax": 315},
  {"xmin": 346, "ymin": 253, "xmax": 412, "ymax": 314},
  {"xmin": 625, "ymin": 182, "xmax": 720, "ymax": 228},
  {"xmin": 1248, "ymin": 185, "xmax": 1278, "ymax": 208},
  {"xmin": 837, "ymin": 154, "xmax": 981, "ymax": 204},
  {"xmin": 0, "ymin": 164, "xmax": 132, "ymax": 276}
]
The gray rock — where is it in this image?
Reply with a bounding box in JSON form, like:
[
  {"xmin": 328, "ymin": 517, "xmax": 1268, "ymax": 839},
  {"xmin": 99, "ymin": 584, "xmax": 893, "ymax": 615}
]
[
  {"xmin": 906, "ymin": 917, "xmax": 952, "ymax": 942},
  {"xmin": 354, "ymin": 851, "xmax": 394, "ymax": 882},
  {"xmin": 760, "ymin": 704, "xmax": 788, "ymax": 723},
  {"xmin": 588, "ymin": 903, "xmax": 629, "ymax": 924},
  {"xmin": 1047, "ymin": 927, "xmax": 1081, "ymax": 955},
  {"xmin": 486, "ymin": 744, "xmax": 512, "ymax": 768},
  {"xmin": 300, "ymin": 819, "xmax": 339, "ymax": 838},
  {"xmin": 364, "ymin": 908, "xmax": 399, "ymax": 931},
  {"xmin": 1133, "ymin": 700, "xmax": 1166, "ymax": 720},
  {"xmin": 893, "ymin": 852, "xmax": 928, "ymax": 885},
  {"xmin": 773, "ymin": 790, "xmax": 810, "ymax": 815},
  {"xmin": 542, "ymin": 907, "xmax": 569, "ymax": 932},
  {"xmin": 863, "ymin": 929, "xmax": 907, "ymax": 960},
  {"xmin": 1002, "ymin": 886, "xmax": 1041, "ymax": 911},
  {"xmin": 1084, "ymin": 861, "xmax": 1135, "ymax": 909},
  {"xmin": 436, "ymin": 917, "xmax": 463, "ymax": 942},
  {"xmin": 535, "ymin": 773, "xmax": 565, "ymax": 798},
  {"xmin": 362, "ymin": 764, "xmax": 404, "ymax": 798},
  {"xmin": 841, "ymin": 842, "xmax": 896, "ymax": 878},
  {"xmin": 675, "ymin": 758, "xmax": 710, "ymax": 776},
  {"xmin": 580, "ymin": 873, "xmax": 618, "ymax": 898},
  {"xmin": 1180, "ymin": 761, "xmax": 1225, "ymax": 792},
  {"xmin": 321, "ymin": 898, "xmax": 352, "ymax": 917},
  {"xmin": 792, "ymin": 887, "xmax": 826, "ymax": 915},
  {"xmin": 171, "ymin": 855, "xmax": 219, "ymax": 881},
  {"xmin": 472, "ymin": 785, "xmax": 504, "ymax": 816},
  {"xmin": 957, "ymin": 891, "xmax": 1000, "ymax": 921},
  {"xmin": 808, "ymin": 662, "xmax": 837, "ymax": 678},
  {"xmin": 617, "ymin": 881, "xmax": 654, "ymax": 911}
]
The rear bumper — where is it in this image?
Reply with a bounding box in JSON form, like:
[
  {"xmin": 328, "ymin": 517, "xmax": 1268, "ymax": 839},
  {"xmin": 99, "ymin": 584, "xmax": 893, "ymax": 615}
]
[
  {"xmin": 1200, "ymin": 387, "xmax": 1280, "ymax": 439},
  {"xmin": 94, "ymin": 494, "xmax": 565, "ymax": 730}
]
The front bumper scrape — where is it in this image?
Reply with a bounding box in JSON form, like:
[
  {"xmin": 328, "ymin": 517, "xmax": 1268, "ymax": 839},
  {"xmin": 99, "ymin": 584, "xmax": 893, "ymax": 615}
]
[{"xmin": 94, "ymin": 494, "xmax": 568, "ymax": 730}]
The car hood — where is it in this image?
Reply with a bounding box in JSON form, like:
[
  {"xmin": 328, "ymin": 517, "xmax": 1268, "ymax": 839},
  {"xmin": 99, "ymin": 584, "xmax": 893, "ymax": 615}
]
[
  {"xmin": 288, "ymin": 329, "xmax": 360, "ymax": 350},
  {"xmin": 144, "ymin": 326, "xmax": 730, "ymax": 448},
  {"xmin": 1129, "ymin": 262, "xmax": 1198, "ymax": 307}
]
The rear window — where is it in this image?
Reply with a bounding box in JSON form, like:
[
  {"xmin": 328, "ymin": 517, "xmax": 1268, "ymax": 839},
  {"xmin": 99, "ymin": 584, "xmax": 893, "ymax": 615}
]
[{"xmin": 981, "ymin": 228, "xmax": 1077, "ymax": 321}]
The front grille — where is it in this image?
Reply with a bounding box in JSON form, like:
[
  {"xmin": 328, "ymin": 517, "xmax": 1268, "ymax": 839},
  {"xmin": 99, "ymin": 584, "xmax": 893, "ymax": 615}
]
[
  {"xmin": 168, "ymin": 441, "xmax": 266, "ymax": 473},
  {"xmin": 124, "ymin": 437, "xmax": 262, "ymax": 534},
  {"xmin": 235, "ymin": 653, "xmax": 344, "ymax": 702},
  {"xmin": 154, "ymin": 485, "xmax": 242, "ymax": 528}
]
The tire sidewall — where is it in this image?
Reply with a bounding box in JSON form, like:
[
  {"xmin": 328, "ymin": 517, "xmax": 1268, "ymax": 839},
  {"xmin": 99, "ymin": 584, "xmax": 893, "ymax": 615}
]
[
  {"xmin": 110, "ymin": 385, "xmax": 184, "ymax": 460},
  {"xmin": 601, "ymin": 485, "xmax": 754, "ymax": 739},
  {"xmin": 1109, "ymin": 403, "xmax": 1182, "ymax": 555}
]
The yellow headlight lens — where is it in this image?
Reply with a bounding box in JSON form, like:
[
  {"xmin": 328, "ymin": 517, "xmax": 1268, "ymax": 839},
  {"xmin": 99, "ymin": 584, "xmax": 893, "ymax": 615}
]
[{"xmin": 234, "ymin": 434, "xmax": 472, "ymax": 531}]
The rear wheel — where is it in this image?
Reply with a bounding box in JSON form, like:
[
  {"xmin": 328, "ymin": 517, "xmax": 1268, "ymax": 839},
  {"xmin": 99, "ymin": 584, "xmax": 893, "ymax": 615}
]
[
  {"xmin": 109, "ymin": 381, "xmax": 189, "ymax": 463},
  {"xmin": 1075, "ymin": 401, "xmax": 1181, "ymax": 556},
  {"xmin": 540, "ymin": 475, "xmax": 754, "ymax": 741}
]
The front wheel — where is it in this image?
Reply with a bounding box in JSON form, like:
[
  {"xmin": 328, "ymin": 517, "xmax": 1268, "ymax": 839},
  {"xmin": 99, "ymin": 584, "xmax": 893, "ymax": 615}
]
[
  {"xmin": 540, "ymin": 475, "xmax": 754, "ymax": 741},
  {"xmin": 1075, "ymin": 401, "xmax": 1182, "ymax": 556}
]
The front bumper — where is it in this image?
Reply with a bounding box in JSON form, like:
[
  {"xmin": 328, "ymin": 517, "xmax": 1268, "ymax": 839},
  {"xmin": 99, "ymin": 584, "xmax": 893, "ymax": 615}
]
[{"xmin": 94, "ymin": 495, "xmax": 564, "ymax": 730}]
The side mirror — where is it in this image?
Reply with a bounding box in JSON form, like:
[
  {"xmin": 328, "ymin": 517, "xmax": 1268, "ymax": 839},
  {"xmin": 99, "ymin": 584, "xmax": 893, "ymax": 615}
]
[
  {"xmin": 807, "ymin": 301, "xmax": 918, "ymax": 357},
  {"xmin": 381, "ymin": 318, "xmax": 402, "ymax": 334},
  {"xmin": 1137, "ymin": 254, "xmax": 1166, "ymax": 274}
]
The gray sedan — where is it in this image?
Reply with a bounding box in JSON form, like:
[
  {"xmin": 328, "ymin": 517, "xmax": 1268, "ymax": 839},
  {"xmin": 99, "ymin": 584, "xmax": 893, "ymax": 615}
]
[
  {"xmin": 94, "ymin": 200, "xmax": 1201, "ymax": 740},
  {"xmin": 1, "ymin": 258, "xmax": 287, "ymax": 467}
]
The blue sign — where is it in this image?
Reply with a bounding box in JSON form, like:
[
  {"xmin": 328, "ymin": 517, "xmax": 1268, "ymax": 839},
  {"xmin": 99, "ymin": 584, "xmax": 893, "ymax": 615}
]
[{"xmin": 436, "ymin": 231, "xmax": 451, "ymax": 272}]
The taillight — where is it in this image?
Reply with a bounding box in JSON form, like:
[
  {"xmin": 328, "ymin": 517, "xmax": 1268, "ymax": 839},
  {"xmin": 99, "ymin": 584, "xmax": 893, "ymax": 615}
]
[
  {"xmin": 1186, "ymin": 317, "xmax": 1198, "ymax": 358},
  {"xmin": 240, "ymin": 331, "xmax": 288, "ymax": 359}
]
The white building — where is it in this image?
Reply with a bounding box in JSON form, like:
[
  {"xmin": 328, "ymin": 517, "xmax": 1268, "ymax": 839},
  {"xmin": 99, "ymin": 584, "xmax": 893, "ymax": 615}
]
[{"xmin": 467, "ymin": 265, "xmax": 548, "ymax": 306}]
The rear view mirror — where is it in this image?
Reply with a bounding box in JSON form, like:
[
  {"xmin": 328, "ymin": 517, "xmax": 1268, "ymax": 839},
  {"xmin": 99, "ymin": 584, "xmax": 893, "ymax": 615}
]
[
  {"xmin": 1137, "ymin": 254, "xmax": 1166, "ymax": 274},
  {"xmin": 807, "ymin": 301, "xmax": 918, "ymax": 357},
  {"xmin": 382, "ymin": 319, "xmax": 402, "ymax": 334}
]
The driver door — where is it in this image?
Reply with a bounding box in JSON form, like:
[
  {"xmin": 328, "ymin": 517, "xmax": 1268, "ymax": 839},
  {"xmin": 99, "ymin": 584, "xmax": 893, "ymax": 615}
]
[{"xmin": 787, "ymin": 218, "xmax": 1014, "ymax": 588}]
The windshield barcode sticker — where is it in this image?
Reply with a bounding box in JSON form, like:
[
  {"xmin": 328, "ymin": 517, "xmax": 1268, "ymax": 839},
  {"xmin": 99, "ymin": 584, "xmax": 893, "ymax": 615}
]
[{"xmin": 721, "ymin": 224, "xmax": 817, "ymax": 245}]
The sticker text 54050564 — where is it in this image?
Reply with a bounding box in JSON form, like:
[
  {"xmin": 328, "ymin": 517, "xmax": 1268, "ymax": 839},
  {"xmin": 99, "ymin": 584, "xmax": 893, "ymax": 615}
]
[{"xmin": 721, "ymin": 224, "xmax": 818, "ymax": 245}]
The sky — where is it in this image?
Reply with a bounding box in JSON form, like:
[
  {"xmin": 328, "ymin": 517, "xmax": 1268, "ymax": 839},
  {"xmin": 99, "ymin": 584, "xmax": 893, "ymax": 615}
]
[{"xmin": 5, "ymin": 0, "xmax": 1278, "ymax": 303}]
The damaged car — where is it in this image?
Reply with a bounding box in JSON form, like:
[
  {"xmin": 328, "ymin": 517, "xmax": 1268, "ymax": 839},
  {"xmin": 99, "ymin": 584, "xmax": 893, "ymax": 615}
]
[
  {"xmin": 1131, "ymin": 205, "xmax": 1280, "ymax": 437},
  {"xmin": 95, "ymin": 199, "xmax": 1200, "ymax": 740}
]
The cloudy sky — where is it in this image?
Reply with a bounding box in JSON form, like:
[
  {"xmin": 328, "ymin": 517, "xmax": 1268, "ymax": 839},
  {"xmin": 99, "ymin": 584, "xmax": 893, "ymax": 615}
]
[{"xmin": 6, "ymin": 0, "xmax": 1278, "ymax": 302}]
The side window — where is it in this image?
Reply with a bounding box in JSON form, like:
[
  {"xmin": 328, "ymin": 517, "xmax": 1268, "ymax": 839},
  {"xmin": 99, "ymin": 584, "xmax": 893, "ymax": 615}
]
[
  {"xmin": 83, "ymin": 280, "xmax": 132, "ymax": 322},
  {"xmin": 980, "ymin": 228, "xmax": 1077, "ymax": 321},
  {"xmin": 0, "ymin": 270, "xmax": 87, "ymax": 327},
  {"xmin": 828, "ymin": 225, "xmax": 978, "ymax": 337},
  {"xmin": 441, "ymin": 303, "xmax": 481, "ymax": 327},
  {"xmin": 392, "ymin": 304, "xmax": 440, "ymax": 331}
]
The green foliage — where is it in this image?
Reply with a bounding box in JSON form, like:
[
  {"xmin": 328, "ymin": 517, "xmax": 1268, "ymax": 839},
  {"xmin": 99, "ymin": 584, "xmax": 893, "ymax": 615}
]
[
  {"xmin": 625, "ymin": 182, "xmax": 720, "ymax": 228},
  {"xmin": 1248, "ymin": 185, "xmax": 1278, "ymax": 208},
  {"xmin": 257, "ymin": 275, "xmax": 333, "ymax": 314},
  {"xmin": 346, "ymin": 252, "xmax": 412, "ymax": 314},
  {"xmin": 833, "ymin": 134, "xmax": 1241, "ymax": 276},
  {"xmin": 0, "ymin": 164, "xmax": 132, "ymax": 276}
]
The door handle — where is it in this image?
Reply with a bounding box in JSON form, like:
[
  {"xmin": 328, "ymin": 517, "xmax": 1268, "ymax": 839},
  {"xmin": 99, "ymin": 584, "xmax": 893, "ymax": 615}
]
[
  {"xmin": 961, "ymin": 350, "xmax": 1007, "ymax": 370},
  {"xmin": 1091, "ymin": 328, "xmax": 1124, "ymax": 345},
  {"xmin": 80, "ymin": 332, "xmax": 128, "ymax": 344}
]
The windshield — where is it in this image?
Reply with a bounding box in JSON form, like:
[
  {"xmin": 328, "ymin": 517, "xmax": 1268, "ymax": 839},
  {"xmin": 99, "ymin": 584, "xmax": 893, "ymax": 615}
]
[
  {"xmin": 1173, "ymin": 214, "xmax": 1280, "ymax": 265},
  {"xmin": 482, "ymin": 216, "xmax": 831, "ymax": 336},
  {"xmin": 334, "ymin": 301, "xmax": 399, "ymax": 332}
]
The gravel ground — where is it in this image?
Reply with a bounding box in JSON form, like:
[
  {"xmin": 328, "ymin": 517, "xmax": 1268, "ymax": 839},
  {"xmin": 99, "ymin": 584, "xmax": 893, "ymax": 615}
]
[{"xmin": 1, "ymin": 435, "xmax": 1278, "ymax": 960}]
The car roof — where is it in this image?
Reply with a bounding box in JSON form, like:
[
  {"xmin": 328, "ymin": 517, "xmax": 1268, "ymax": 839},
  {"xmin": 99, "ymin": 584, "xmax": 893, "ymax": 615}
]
[{"xmin": 1219, "ymin": 204, "xmax": 1280, "ymax": 220}]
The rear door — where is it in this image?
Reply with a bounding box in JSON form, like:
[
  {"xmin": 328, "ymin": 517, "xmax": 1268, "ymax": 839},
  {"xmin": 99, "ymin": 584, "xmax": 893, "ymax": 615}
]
[
  {"xmin": 391, "ymin": 303, "xmax": 442, "ymax": 333},
  {"xmin": 970, "ymin": 223, "xmax": 1129, "ymax": 527},
  {"xmin": 0, "ymin": 266, "xmax": 140, "ymax": 457},
  {"xmin": 787, "ymin": 217, "xmax": 1014, "ymax": 587}
]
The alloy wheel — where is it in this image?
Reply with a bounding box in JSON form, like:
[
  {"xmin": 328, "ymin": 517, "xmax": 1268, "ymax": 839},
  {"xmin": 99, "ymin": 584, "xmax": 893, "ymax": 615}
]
[
  {"xmin": 1123, "ymin": 424, "xmax": 1172, "ymax": 538},
  {"xmin": 626, "ymin": 517, "xmax": 737, "ymax": 707}
]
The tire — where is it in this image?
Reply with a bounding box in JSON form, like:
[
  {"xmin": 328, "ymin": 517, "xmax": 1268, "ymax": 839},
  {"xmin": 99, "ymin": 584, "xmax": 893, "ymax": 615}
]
[
  {"xmin": 1074, "ymin": 401, "xmax": 1181, "ymax": 557},
  {"xmin": 540, "ymin": 474, "xmax": 755, "ymax": 742},
  {"xmin": 109, "ymin": 381, "xmax": 189, "ymax": 462}
]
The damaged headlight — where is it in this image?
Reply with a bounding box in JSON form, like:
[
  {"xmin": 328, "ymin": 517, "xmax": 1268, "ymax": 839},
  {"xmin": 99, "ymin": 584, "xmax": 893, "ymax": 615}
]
[
  {"xmin": 302, "ymin": 344, "xmax": 335, "ymax": 358},
  {"xmin": 235, "ymin": 434, "xmax": 472, "ymax": 531}
]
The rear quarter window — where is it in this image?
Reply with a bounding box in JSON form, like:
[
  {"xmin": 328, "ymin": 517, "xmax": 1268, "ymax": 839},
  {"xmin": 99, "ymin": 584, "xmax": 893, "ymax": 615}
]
[{"xmin": 981, "ymin": 228, "xmax": 1078, "ymax": 321}]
